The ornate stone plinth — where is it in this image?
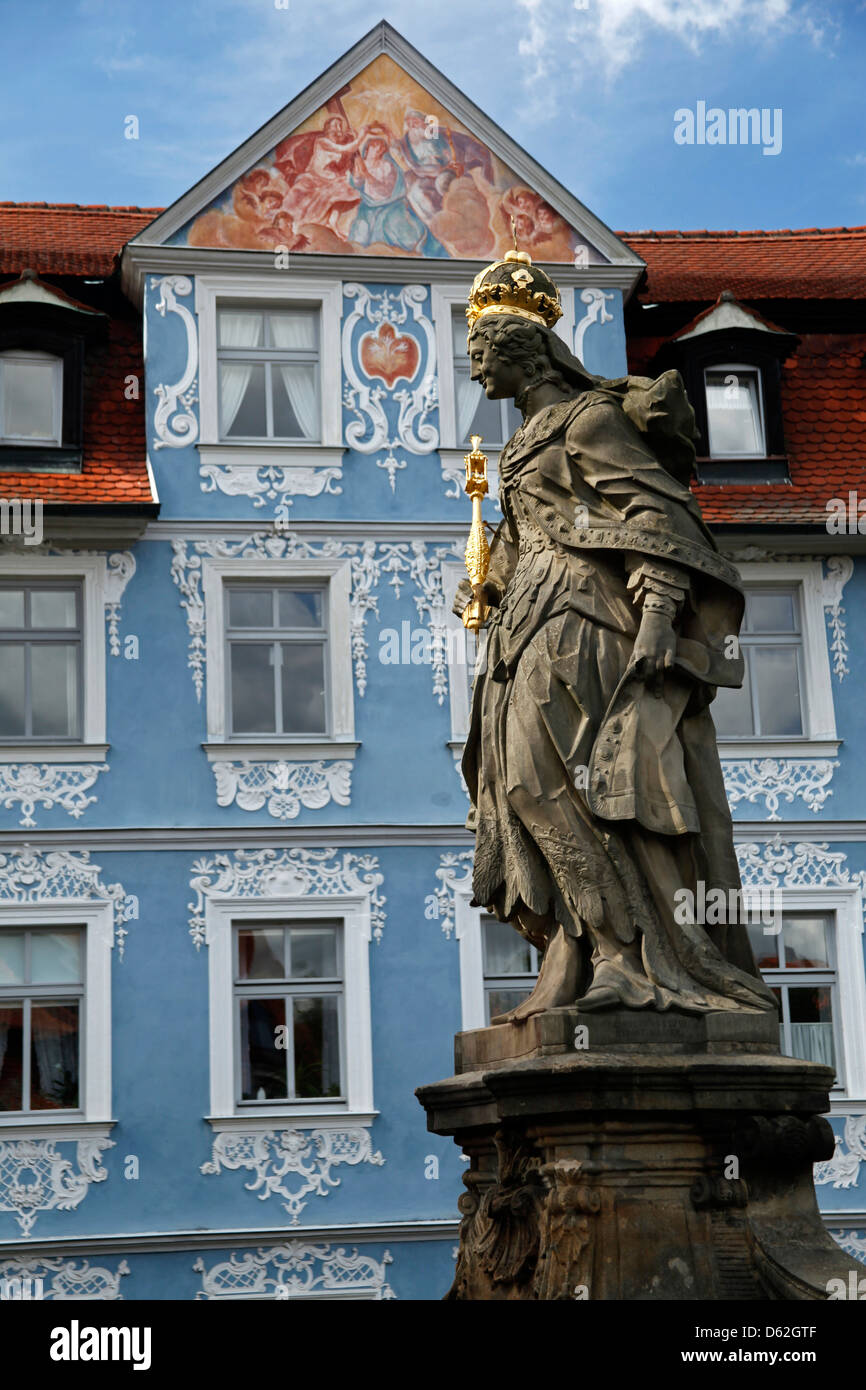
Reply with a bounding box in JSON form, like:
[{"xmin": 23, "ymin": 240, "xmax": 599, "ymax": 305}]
[{"xmin": 416, "ymin": 1008, "xmax": 865, "ymax": 1300}]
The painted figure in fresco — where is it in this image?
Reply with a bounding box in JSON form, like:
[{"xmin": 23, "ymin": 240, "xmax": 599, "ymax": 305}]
[
  {"xmin": 348, "ymin": 134, "xmax": 446, "ymax": 256},
  {"xmin": 399, "ymin": 110, "xmax": 495, "ymax": 221},
  {"xmin": 455, "ymin": 251, "xmax": 777, "ymax": 1019},
  {"xmin": 274, "ymin": 115, "xmax": 371, "ymax": 238}
]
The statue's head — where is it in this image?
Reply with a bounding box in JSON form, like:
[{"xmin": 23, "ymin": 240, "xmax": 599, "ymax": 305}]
[{"xmin": 465, "ymin": 249, "xmax": 598, "ymax": 405}]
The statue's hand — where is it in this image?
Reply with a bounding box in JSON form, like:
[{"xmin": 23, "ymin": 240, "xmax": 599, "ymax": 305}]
[
  {"xmin": 628, "ymin": 610, "xmax": 676, "ymax": 695},
  {"xmin": 453, "ymin": 578, "xmax": 499, "ymax": 620}
]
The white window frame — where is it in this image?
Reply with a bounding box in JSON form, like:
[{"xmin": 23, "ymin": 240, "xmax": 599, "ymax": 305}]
[
  {"xmin": 195, "ymin": 275, "xmax": 343, "ymax": 474},
  {"xmin": 201, "ymin": 555, "xmax": 357, "ymax": 763},
  {"xmin": 704, "ymin": 362, "xmax": 766, "ymax": 459},
  {"xmin": 0, "ymin": 350, "xmax": 62, "ymax": 447},
  {"xmin": 0, "ymin": 554, "xmax": 107, "ymax": 763},
  {"xmin": 0, "ymin": 902, "xmax": 114, "ymax": 1138},
  {"xmin": 742, "ymin": 884, "xmax": 866, "ymax": 1104},
  {"xmin": 716, "ymin": 561, "xmax": 838, "ymax": 759},
  {"xmin": 431, "ymin": 281, "xmax": 576, "ymax": 466},
  {"xmin": 205, "ymin": 895, "xmax": 376, "ymax": 1132}
]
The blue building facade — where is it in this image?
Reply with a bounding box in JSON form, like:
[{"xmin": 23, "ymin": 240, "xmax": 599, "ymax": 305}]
[{"xmin": 0, "ymin": 23, "xmax": 863, "ymax": 1300}]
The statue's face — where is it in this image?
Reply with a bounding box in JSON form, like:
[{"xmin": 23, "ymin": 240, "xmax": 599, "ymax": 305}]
[{"xmin": 468, "ymin": 325, "xmax": 526, "ymax": 402}]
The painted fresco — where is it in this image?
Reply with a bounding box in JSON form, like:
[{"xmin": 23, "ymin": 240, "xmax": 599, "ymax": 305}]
[{"xmin": 174, "ymin": 55, "xmax": 603, "ymax": 263}]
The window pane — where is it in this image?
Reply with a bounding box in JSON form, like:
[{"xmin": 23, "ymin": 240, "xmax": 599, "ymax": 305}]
[
  {"xmin": 277, "ymin": 589, "xmax": 323, "ymax": 630},
  {"xmin": 705, "ymin": 368, "xmax": 763, "ymax": 457},
  {"xmin": 289, "ymin": 928, "xmax": 338, "ymax": 979},
  {"xmin": 30, "ymin": 590, "xmax": 77, "ymax": 629},
  {"xmin": 0, "ymin": 643, "xmax": 25, "ymax": 737},
  {"xmin": 452, "ymin": 311, "xmax": 469, "ymax": 359},
  {"xmin": 782, "ymin": 915, "xmax": 831, "ymax": 969},
  {"xmin": 230, "ymin": 643, "xmax": 276, "ymax": 733},
  {"xmin": 0, "ymin": 590, "xmax": 24, "ymax": 628},
  {"xmin": 268, "ymin": 310, "xmax": 317, "ymax": 350},
  {"xmin": 30, "ymin": 1002, "xmax": 79, "ymax": 1110},
  {"xmin": 293, "ymin": 995, "xmax": 340, "ymax": 1098},
  {"xmin": 787, "ymin": 986, "xmax": 835, "ymax": 1068},
  {"xmin": 272, "ymin": 364, "xmax": 318, "ymax": 439},
  {"xmin": 487, "ymin": 987, "xmax": 532, "ymax": 1021},
  {"xmin": 457, "ymin": 378, "xmax": 505, "ymax": 447},
  {"xmin": 711, "ymin": 664, "xmax": 755, "ymax": 737},
  {"xmin": 2, "ymin": 357, "xmax": 58, "ymax": 441},
  {"xmin": 483, "ymin": 919, "xmax": 533, "ymax": 975},
  {"xmin": 0, "ymin": 933, "xmax": 24, "ymax": 984},
  {"xmin": 239, "ymin": 997, "xmax": 286, "ymax": 1100},
  {"xmin": 752, "ymin": 647, "xmax": 802, "ymax": 736},
  {"xmin": 31, "ymin": 644, "xmax": 79, "ymax": 738},
  {"xmin": 746, "ymin": 920, "xmax": 779, "ymax": 970},
  {"xmin": 31, "ymin": 931, "xmax": 81, "ymax": 984},
  {"xmin": 745, "ymin": 591, "xmax": 797, "ymax": 633},
  {"xmin": 0, "ymin": 1004, "xmax": 23, "ymax": 1109},
  {"xmin": 220, "ymin": 362, "xmax": 267, "ymax": 437},
  {"xmin": 280, "ymin": 643, "xmax": 326, "ymax": 734},
  {"xmin": 237, "ymin": 928, "xmax": 285, "ymax": 980},
  {"xmin": 218, "ymin": 311, "xmax": 264, "ymax": 348},
  {"xmin": 228, "ymin": 588, "xmax": 273, "ymax": 629}
]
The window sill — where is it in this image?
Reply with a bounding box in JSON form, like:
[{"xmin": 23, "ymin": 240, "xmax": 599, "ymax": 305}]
[
  {"xmin": 0, "ymin": 1118, "xmax": 115, "ymax": 1140},
  {"xmin": 718, "ymin": 739, "xmax": 840, "ymax": 759},
  {"xmin": 0, "ymin": 445, "xmax": 82, "ymax": 472},
  {"xmin": 0, "ymin": 742, "xmax": 109, "ymax": 765},
  {"xmin": 207, "ymin": 1112, "xmax": 376, "ymax": 1133},
  {"xmin": 203, "ymin": 741, "xmax": 358, "ymax": 763},
  {"xmin": 198, "ymin": 443, "xmax": 344, "ymax": 467},
  {"xmin": 696, "ymin": 456, "xmax": 790, "ymax": 485}
]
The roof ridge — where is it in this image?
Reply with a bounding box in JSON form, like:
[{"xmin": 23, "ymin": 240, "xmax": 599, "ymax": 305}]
[
  {"xmin": 0, "ymin": 202, "xmax": 164, "ymax": 213},
  {"xmin": 620, "ymin": 226, "xmax": 866, "ymax": 240}
]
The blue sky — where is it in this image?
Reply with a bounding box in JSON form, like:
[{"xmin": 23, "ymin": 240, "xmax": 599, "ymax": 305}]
[{"xmin": 4, "ymin": 0, "xmax": 865, "ymax": 233}]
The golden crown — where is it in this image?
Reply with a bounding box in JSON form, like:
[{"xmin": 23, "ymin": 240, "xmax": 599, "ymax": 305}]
[{"xmin": 466, "ymin": 248, "xmax": 563, "ymax": 333}]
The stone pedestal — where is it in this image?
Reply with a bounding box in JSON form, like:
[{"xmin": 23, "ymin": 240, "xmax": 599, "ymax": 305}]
[{"xmin": 416, "ymin": 1008, "xmax": 864, "ymax": 1300}]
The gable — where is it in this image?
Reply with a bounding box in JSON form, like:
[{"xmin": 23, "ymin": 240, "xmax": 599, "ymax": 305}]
[{"xmin": 162, "ymin": 45, "xmax": 615, "ymax": 266}]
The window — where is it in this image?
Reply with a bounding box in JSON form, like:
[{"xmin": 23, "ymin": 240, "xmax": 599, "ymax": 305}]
[
  {"xmin": 0, "ymin": 583, "xmax": 82, "ymax": 741},
  {"xmin": 204, "ymin": 896, "xmax": 376, "ymax": 1125},
  {"xmin": 225, "ymin": 583, "xmax": 328, "ymax": 738},
  {"xmin": 0, "ymin": 927, "xmax": 84, "ymax": 1115},
  {"xmin": 747, "ymin": 911, "xmax": 841, "ymax": 1080},
  {"xmin": 217, "ymin": 307, "xmax": 319, "ymax": 442},
  {"xmin": 452, "ymin": 309, "xmax": 521, "ymax": 447},
  {"xmin": 704, "ymin": 364, "xmax": 765, "ymax": 459},
  {"xmin": 234, "ymin": 921, "xmax": 343, "ymax": 1105},
  {"xmin": 712, "ymin": 586, "xmax": 804, "ymax": 739},
  {"xmin": 482, "ymin": 917, "xmax": 539, "ymax": 1023},
  {"xmin": 0, "ymin": 351, "xmax": 62, "ymax": 447}
]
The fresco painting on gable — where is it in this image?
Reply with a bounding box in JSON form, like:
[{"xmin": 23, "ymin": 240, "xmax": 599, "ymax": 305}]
[{"xmin": 174, "ymin": 55, "xmax": 602, "ymax": 264}]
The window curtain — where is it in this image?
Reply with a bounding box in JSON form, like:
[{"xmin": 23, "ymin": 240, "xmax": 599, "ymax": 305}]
[
  {"xmin": 789, "ymin": 1022, "xmax": 835, "ymax": 1067},
  {"xmin": 218, "ymin": 313, "xmax": 263, "ymax": 436},
  {"xmin": 31, "ymin": 1004, "xmax": 78, "ymax": 1108},
  {"xmin": 269, "ymin": 314, "xmax": 318, "ymax": 440},
  {"xmin": 455, "ymin": 370, "xmax": 480, "ymax": 445}
]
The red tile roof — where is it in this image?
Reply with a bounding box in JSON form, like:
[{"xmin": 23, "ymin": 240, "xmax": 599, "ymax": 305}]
[
  {"xmin": 0, "ymin": 203, "xmax": 157, "ymax": 277},
  {"xmin": 621, "ymin": 227, "xmax": 866, "ymax": 302}
]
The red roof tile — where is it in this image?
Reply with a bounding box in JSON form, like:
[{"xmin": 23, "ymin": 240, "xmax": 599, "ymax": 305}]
[
  {"xmin": 0, "ymin": 203, "xmax": 158, "ymax": 277},
  {"xmin": 621, "ymin": 227, "xmax": 866, "ymax": 302}
]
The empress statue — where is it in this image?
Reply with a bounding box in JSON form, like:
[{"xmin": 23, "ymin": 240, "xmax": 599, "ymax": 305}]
[{"xmin": 455, "ymin": 251, "xmax": 776, "ymax": 1020}]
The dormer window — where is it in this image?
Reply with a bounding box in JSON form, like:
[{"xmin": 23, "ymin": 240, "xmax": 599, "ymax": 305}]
[
  {"xmin": 0, "ymin": 350, "xmax": 63, "ymax": 447},
  {"xmin": 704, "ymin": 364, "xmax": 765, "ymax": 459},
  {"xmin": 652, "ymin": 291, "xmax": 797, "ymax": 485}
]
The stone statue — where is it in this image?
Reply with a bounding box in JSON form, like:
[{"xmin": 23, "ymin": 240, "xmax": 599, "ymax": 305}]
[{"xmin": 454, "ymin": 250, "xmax": 776, "ymax": 1020}]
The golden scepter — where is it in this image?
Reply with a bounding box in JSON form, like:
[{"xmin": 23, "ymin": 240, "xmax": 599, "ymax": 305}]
[{"xmin": 462, "ymin": 434, "xmax": 490, "ymax": 631}]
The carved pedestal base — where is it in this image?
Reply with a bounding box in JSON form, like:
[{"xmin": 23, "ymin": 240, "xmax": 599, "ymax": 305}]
[{"xmin": 416, "ymin": 1009, "xmax": 865, "ymax": 1300}]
